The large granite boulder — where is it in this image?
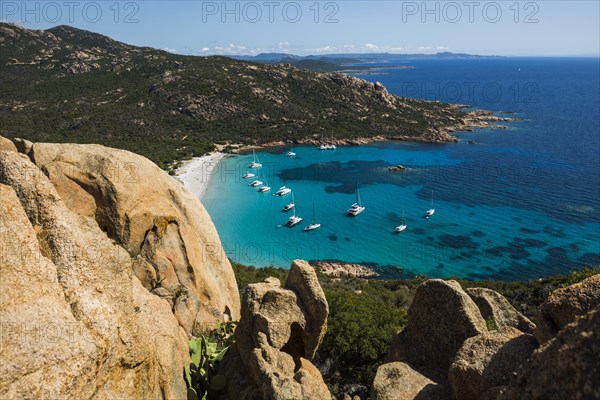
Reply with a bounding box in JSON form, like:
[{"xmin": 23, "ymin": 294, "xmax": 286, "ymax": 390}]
[
  {"xmin": 387, "ymin": 279, "xmax": 487, "ymax": 373},
  {"xmin": 534, "ymin": 274, "xmax": 600, "ymax": 343},
  {"xmin": 467, "ymin": 288, "xmax": 535, "ymax": 333},
  {"xmin": 500, "ymin": 307, "xmax": 600, "ymax": 400},
  {"xmin": 21, "ymin": 141, "xmax": 241, "ymax": 333},
  {"xmin": 0, "ymin": 151, "xmax": 188, "ymax": 399},
  {"xmin": 371, "ymin": 362, "xmax": 450, "ymax": 400},
  {"xmin": 220, "ymin": 260, "xmax": 330, "ymax": 400},
  {"xmin": 448, "ymin": 327, "xmax": 538, "ymax": 400}
]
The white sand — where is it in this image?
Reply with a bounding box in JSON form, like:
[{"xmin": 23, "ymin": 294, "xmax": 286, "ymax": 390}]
[{"xmin": 176, "ymin": 152, "xmax": 225, "ymax": 200}]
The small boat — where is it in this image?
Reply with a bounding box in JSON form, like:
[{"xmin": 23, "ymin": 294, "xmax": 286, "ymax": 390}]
[
  {"xmin": 304, "ymin": 204, "xmax": 321, "ymax": 231},
  {"xmin": 396, "ymin": 210, "xmax": 407, "ymax": 232},
  {"xmin": 347, "ymin": 183, "xmax": 365, "ymax": 216},
  {"xmin": 286, "ymin": 143, "xmax": 296, "ymax": 157},
  {"xmin": 258, "ymin": 176, "xmax": 271, "ymax": 192},
  {"xmin": 283, "ymin": 192, "xmax": 296, "ymax": 212},
  {"xmin": 274, "ymin": 186, "xmax": 291, "ymax": 196},
  {"xmin": 329, "ymin": 134, "xmax": 336, "ymax": 150},
  {"xmin": 243, "ymin": 171, "xmax": 255, "ymax": 179},
  {"xmin": 425, "ymin": 191, "xmax": 435, "ymax": 218},
  {"xmin": 250, "ymin": 179, "xmax": 263, "ymax": 187},
  {"xmin": 248, "ymin": 149, "xmax": 262, "ymax": 169},
  {"xmin": 286, "ymin": 194, "xmax": 302, "ymax": 225}
]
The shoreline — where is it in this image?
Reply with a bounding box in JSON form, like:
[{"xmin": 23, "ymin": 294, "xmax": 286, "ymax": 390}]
[
  {"xmin": 218, "ymin": 108, "xmax": 520, "ymax": 155},
  {"xmin": 175, "ymin": 152, "xmax": 225, "ymax": 200},
  {"xmin": 174, "ymin": 109, "xmax": 518, "ymax": 197}
]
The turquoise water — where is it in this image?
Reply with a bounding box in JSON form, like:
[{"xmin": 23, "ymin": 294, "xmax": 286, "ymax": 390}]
[{"xmin": 203, "ymin": 58, "xmax": 600, "ymax": 280}]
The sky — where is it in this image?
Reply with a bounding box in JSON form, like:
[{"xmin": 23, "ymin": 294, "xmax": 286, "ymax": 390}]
[{"xmin": 2, "ymin": 1, "xmax": 599, "ymax": 56}]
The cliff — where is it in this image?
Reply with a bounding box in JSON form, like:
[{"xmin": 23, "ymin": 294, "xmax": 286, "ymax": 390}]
[{"xmin": 0, "ymin": 136, "xmax": 240, "ymax": 398}]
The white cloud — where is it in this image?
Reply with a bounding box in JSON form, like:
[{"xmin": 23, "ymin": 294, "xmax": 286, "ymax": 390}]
[
  {"xmin": 161, "ymin": 48, "xmax": 178, "ymax": 54},
  {"xmin": 195, "ymin": 42, "xmax": 451, "ymax": 56}
]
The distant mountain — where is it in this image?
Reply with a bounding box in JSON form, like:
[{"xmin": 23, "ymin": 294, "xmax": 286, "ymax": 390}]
[
  {"xmin": 0, "ymin": 23, "xmax": 485, "ymax": 171},
  {"xmin": 233, "ymin": 51, "xmax": 501, "ymax": 71}
]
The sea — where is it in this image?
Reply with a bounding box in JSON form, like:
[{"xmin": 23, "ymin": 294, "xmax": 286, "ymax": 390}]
[{"xmin": 201, "ymin": 57, "xmax": 600, "ymax": 281}]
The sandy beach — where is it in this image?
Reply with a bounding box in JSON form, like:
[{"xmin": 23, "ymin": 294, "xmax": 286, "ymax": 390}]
[{"xmin": 176, "ymin": 152, "xmax": 225, "ymax": 200}]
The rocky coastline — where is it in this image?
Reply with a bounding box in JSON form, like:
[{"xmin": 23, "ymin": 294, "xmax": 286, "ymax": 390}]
[{"xmin": 312, "ymin": 261, "xmax": 380, "ymax": 279}]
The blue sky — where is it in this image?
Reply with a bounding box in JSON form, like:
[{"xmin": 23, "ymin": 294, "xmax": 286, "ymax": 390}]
[{"xmin": 2, "ymin": 1, "xmax": 599, "ymax": 56}]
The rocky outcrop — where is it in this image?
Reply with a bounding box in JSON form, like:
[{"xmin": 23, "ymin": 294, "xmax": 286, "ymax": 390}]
[
  {"xmin": 467, "ymin": 288, "xmax": 536, "ymax": 334},
  {"xmin": 534, "ymin": 274, "xmax": 600, "ymax": 343},
  {"xmin": 220, "ymin": 260, "xmax": 330, "ymax": 400},
  {"xmin": 0, "ymin": 136, "xmax": 16, "ymax": 152},
  {"xmin": 25, "ymin": 141, "xmax": 240, "ymax": 333},
  {"xmin": 0, "ymin": 150, "xmax": 189, "ymax": 399},
  {"xmin": 371, "ymin": 362, "xmax": 450, "ymax": 400},
  {"xmin": 313, "ymin": 261, "xmax": 379, "ymax": 279},
  {"xmin": 448, "ymin": 328, "xmax": 538, "ymax": 400},
  {"xmin": 387, "ymin": 279, "xmax": 487, "ymax": 373},
  {"xmin": 500, "ymin": 307, "xmax": 600, "ymax": 400}
]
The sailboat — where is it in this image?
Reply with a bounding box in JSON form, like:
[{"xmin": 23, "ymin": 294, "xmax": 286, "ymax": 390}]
[
  {"xmin": 242, "ymin": 170, "xmax": 255, "ymax": 179},
  {"xmin": 287, "ymin": 196, "xmax": 303, "ymax": 227},
  {"xmin": 283, "ymin": 192, "xmax": 296, "ymax": 212},
  {"xmin": 248, "ymin": 149, "xmax": 262, "ymax": 169},
  {"xmin": 249, "ymin": 170, "xmax": 263, "ymax": 187},
  {"xmin": 318, "ymin": 132, "xmax": 328, "ymax": 150},
  {"xmin": 329, "ymin": 134, "xmax": 337, "ymax": 150},
  {"xmin": 304, "ymin": 203, "xmax": 321, "ymax": 231},
  {"xmin": 258, "ymin": 174, "xmax": 271, "ymax": 192},
  {"xmin": 286, "ymin": 143, "xmax": 296, "ymax": 157},
  {"xmin": 396, "ymin": 210, "xmax": 407, "ymax": 232},
  {"xmin": 274, "ymin": 186, "xmax": 291, "ymax": 196},
  {"xmin": 347, "ymin": 183, "xmax": 366, "ymax": 216},
  {"xmin": 426, "ymin": 191, "xmax": 435, "ymax": 218}
]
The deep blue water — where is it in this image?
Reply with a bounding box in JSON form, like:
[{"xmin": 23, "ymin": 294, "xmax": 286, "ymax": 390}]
[{"xmin": 202, "ymin": 58, "xmax": 600, "ymax": 280}]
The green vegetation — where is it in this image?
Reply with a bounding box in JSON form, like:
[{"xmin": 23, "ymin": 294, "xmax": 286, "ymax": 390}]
[
  {"xmin": 232, "ymin": 261, "xmax": 600, "ymax": 390},
  {"xmin": 1, "ymin": 23, "xmax": 468, "ymax": 171},
  {"xmin": 185, "ymin": 321, "xmax": 237, "ymax": 400}
]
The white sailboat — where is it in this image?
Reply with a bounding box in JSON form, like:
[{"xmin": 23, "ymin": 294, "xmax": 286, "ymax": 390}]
[
  {"xmin": 249, "ymin": 170, "xmax": 263, "ymax": 187},
  {"xmin": 426, "ymin": 191, "xmax": 435, "ymax": 218},
  {"xmin": 274, "ymin": 186, "xmax": 291, "ymax": 196},
  {"xmin": 347, "ymin": 183, "xmax": 366, "ymax": 216},
  {"xmin": 242, "ymin": 170, "xmax": 255, "ymax": 179},
  {"xmin": 248, "ymin": 149, "xmax": 262, "ymax": 169},
  {"xmin": 258, "ymin": 175, "xmax": 271, "ymax": 192},
  {"xmin": 304, "ymin": 203, "xmax": 321, "ymax": 231},
  {"xmin": 283, "ymin": 192, "xmax": 296, "ymax": 212},
  {"xmin": 396, "ymin": 210, "xmax": 407, "ymax": 232},
  {"xmin": 287, "ymin": 197, "xmax": 303, "ymax": 227},
  {"xmin": 286, "ymin": 143, "xmax": 296, "ymax": 157}
]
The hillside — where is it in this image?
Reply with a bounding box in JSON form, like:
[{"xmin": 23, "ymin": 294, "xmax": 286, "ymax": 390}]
[{"xmin": 0, "ymin": 23, "xmax": 493, "ymax": 170}]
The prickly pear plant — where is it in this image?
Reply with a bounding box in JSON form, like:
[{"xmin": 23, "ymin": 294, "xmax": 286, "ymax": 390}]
[{"xmin": 185, "ymin": 322, "xmax": 237, "ymax": 400}]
